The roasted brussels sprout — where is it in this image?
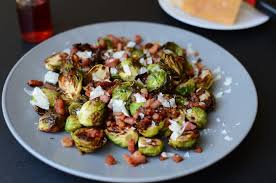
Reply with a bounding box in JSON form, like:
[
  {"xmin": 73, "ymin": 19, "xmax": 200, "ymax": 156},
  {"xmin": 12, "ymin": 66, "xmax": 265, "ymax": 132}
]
[
  {"xmin": 186, "ymin": 107, "xmax": 207, "ymax": 128},
  {"xmin": 44, "ymin": 52, "xmax": 67, "ymax": 71},
  {"xmin": 78, "ymin": 100, "xmax": 106, "ymax": 127},
  {"xmin": 176, "ymin": 79, "xmax": 196, "ymax": 96},
  {"xmin": 131, "ymin": 49, "xmax": 143, "ymax": 60},
  {"xmin": 87, "ymin": 64, "xmax": 110, "ymax": 82},
  {"xmin": 138, "ymin": 137, "xmax": 164, "ymax": 156},
  {"xmin": 112, "ymin": 82, "xmax": 133, "ymax": 101},
  {"xmin": 147, "ymin": 64, "xmax": 161, "ymax": 73},
  {"xmin": 129, "ymin": 102, "xmax": 144, "ymax": 116},
  {"xmin": 68, "ymin": 102, "xmax": 82, "ymax": 115},
  {"xmin": 65, "ymin": 115, "xmax": 82, "ymax": 132},
  {"xmin": 58, "ymin": 69, "xmax": 83, "ymax": 100},
  {"xmin": 71, "ymin": 128, "xmax": 107, "ymax": 153},
  {"xmin": 196, "ymin": 69, "xmax": 213, "ymax": 89},
  {"xmin": 137, "ymin": 121, "xmax": 164, "ymax": 137},
  {"xmin": 118, "ymin": 59, "xmax": 139, "ymax": 81},
  {"xmin": 162, "ymin": 42, "xmax": 184, "ymax": 57},
  {"xmin": 105, "ymin": 126, "xmax": 139, "ymax": 148},
  {"xmin": 146, "ymin": 70, "xmax": 167, "ymax": 92},
  {"xmin": 38, "ymin": 111, "xmax": 65, "ymax": 132},
  {"xmin": 41, "ymin": 88, "xmax": 59, "ymax": 107},
  {"xmin": 168, "ymin": 130, "xmax": 199, "ymax": 149}
]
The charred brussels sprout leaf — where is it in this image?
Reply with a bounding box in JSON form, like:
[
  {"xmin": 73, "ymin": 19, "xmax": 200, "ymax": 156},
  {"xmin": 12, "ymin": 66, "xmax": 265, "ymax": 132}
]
[
  {"xmin": 162, "ymin": 42, "xmax": 184, "ymax": 56},
  {"xmin": 161, "ymin": 53, "xmax": 185, "ymax": 76},
  {"xmin": 68, "ymin": 102, "xmax": 82, "ymax": 115},
  {"xmin": 38, "ymin": 112, "xmax": 65, "ymax": 132},
  {"xmin": 186, "ymin": 107, "xmax": 207, "ymax": 128},
  {"xmin": 105, "ymin": 127, "xmax": 139, "ymax": 148},
  {"xmin": 78, "ymin": 100, "xmax": 106, "ymax": 127},
  {"xmin": 71, "ymin": 128, "xmax": 107, "ymax": 153},
  {"xmin": 138, "ymin": 137, "xmax": 164, "ymax": 156},
  {"xmin": 168, "ymin": 130, "xmax": 199, "ymax": 149},
  {"xmin": 196, "ymin": 69, "xmax": 214, "ymax": 89},
  {"xmin": 176, "ymin": 79, "xmax": 196, "ymax": 96},
  {"xmin": 58, "ymin": 70, "xmax": 83, "ymax": 100},
  {"xmin": 65, "ymin": 115, "xmax": 82, "ymax": 132}
]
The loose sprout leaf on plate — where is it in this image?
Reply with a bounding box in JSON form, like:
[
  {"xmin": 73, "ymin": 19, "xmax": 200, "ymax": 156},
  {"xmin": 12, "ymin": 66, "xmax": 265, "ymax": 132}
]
[{"xmin": 25, "ymin": 34, "xmax": 216, "ymax": 166}]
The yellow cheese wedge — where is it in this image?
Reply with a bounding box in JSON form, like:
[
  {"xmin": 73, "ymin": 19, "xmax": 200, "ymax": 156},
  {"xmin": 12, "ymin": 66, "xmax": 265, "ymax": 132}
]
[{"xmin": 177, "ymin": 0, "xmax": 242, "ymax": 25}]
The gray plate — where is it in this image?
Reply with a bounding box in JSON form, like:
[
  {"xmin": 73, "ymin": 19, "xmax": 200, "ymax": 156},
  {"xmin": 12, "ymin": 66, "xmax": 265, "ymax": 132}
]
[{"xmin": 2, "ymin": 22, "xmax": 257, "ymax": 182}]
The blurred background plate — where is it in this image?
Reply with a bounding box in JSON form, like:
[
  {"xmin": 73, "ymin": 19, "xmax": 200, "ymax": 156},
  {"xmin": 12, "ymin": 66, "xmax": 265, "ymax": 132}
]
[
  {"xmin": 158, "ymin": 0, "xmax": 269, "ymax": 30},
  {"xmin": 2, "ymin": 22, "xmax": 257, "ymax": 182}
]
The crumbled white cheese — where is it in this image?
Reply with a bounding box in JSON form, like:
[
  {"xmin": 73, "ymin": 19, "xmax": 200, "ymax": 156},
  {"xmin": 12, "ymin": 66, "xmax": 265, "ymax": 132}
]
[
  {"xmin": 126, "ymin": 41, "xmax": 136, "ymax": 48},
  {"xmin": 200, "ymin": 69, "xmax": 210, "ymax": 79},
  {"xmin": 161, "ymin": 152, "xmax": 168, "ymax": 158},
  {"xmin": 113, "ymin": 51, "xmax": 125, "ymax": 59},
  {"xmin": 146, "ymin": 57, "xmax": 153, "ymax": 64},
  {"xmin": 30, "ymin": 87, "xmax": 50, "ymax": 110},
  {"xmin": 63, "ymin": 48, "xmax": 71, "ymax": 55},
  {"xmin": 214, "ymin": 74, "xmax": 222, "ymax": 81},
  {"xmin": 216, "ymin": 117, "xmax": 221, "ymax": 122},
  {"xmin": 186, "ymin": 108, "xmax": 192, "ymax": 115},
  {"xmin": 199, "ymin": 102, "xmax": 205, "ymax": 106},
  {"xmin": 76, "ymin": 110, "xmax": 80, "ymax": 116},
  {"xmin": 151, "ymin": 121, "xmax": 156, "ymax": 127},
  {"xmin": 169, "ymin": 98, "xmax": 176, "ymax": 108},
  {"xmin": 110, "ymin": 67, "xmax": 118, "ymax": 75},
  {"xmin": 145, "ymin": 138, "xmax": 152, "ymax": 143},
  {"xmin": 108, "ymin": 99, "xmax": 113, "ymax": 109},
  {"xmin": 90, "ymin": 86, "xmax": 105, "ymax": 100},
  {"xmin": 112, "ymin": 99, "xmax": 129, "ymax": 116},
  {"xmin": 76, "ymin": 51, "xmax": 92, "ymax": 59},
  {"xmin": 169, "ymin": 120, "xmax": 186, "ymax": 140},
  {"xmin": 221, "ymin": 130, "xmax": 227, "ymax": 135},
  {"xmin": 134, "ymin": 93, "xmax": 146, "ymax": 103},
  {"xmin": 199, "ymin": 92, "xmax": 210, "ymax": 101},
  {"xmin": 103, "ymin": 49, "xmax": 114, "ymax": 59},
  {"xmin": 184, "ymin": 152, "xmax": 190, "ymax": 158},
  {"xmin": 224, "ymin": 135, "xmax": 233, "ymax": 141},
  {"xmin": 235, "ymin": 122, "xmax": 240, "ymax": 126},
  {"xmin": 44, "ymin": 71, "xmax": 59, "ymax": 85},
  {"xmin": 215, "ymin": 91, "xmax": 224, "ymax": 98},
  {"xmin": 157, "ymin": 93, "xmax": 170, "ymax": 108},
  {"xmin": 139, "ymin": 67, "xmax": 148, "ymax": 75},
  {"xmin": 130, "ymin": 126, "xmax": 136, "ymax": 131},
  {"xmin": 139, "ymin": 58, "xmax": 146, "ymax": 65},
  {"xmin": 224, "ymin": 77, "xmax": 232, "ymax": 86},
  {"xmin": 139, "ymin": 113, "xmax": 145, "ymax": 119},
  {"xmin": 122, "ymin": 64, "xmax": 132, "ymax": 76},
  {"xmin": 224, "ymin": 88, "xmax": 232, "ymax": 94}
]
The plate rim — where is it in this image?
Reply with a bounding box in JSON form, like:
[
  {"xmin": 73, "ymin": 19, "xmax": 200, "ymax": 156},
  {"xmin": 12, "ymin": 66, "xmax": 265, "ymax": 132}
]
[
  {"xmin": 158, "ymin": 0, "xmax": 269, "ymax": 30},
  {"xmin": 4, "ymin": 21, "xmax": 258, "ymax": 182}
]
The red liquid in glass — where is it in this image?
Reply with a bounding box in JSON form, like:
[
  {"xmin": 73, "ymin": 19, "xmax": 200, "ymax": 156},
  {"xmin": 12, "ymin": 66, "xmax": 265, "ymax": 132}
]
[{"xmin": 16, "ymin": 0, "xmax": 53, "ymax": 43}]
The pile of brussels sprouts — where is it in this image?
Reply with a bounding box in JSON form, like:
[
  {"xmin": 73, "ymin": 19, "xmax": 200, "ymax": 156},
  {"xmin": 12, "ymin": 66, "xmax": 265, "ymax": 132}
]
[{"xmin": 26, "ymin": 35, "xmax": 215, "ymax": 160}]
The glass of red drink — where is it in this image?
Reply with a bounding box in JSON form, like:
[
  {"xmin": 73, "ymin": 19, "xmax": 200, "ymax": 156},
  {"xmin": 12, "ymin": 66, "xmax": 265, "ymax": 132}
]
[{"xmin": 16, "ymin": 0, "xmax": 53, "ymax": 43}]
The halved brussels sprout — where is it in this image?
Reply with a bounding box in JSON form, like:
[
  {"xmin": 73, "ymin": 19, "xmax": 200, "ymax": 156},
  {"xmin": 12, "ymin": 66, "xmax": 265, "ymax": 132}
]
[
  {"xmin": 196, "ymin": 69, "xmax": 213, "ymax": 89},
  {"xmin": 68, "ymin": 102, "xmax": 82, "ymax": 115},
  {"xmin": 41, "ymin": 88, "xmax": 59, "ymax": 107},
  {"xmin": 131, "ymin": 49, "xmax": 143, "ymax": 60},
  {"xmin": 137, "ymin": 121, "xmax": 164, "ymax": 138},
  {"xmin": 138, "ymin": 137, "xmax": 164, "ymax": 156},
  {"xmin": 168, "ymin": 130, "xmax": 200, "ymax": 149},
  {"xmin": 105, "ymin": 126, "xmax": 139, "ymax": 148},
  {"xmin": 87, "ymin": 64, "xmax": 110, "ymax": 82},
  {"xmin": 65, "ymin": 115, "xmax": 82, "ymax": 132},
  {"xmin": 71, "ymin": 128, "xmax": 107, "ymax": 153},
  {"xmin": 112, "ymin": 82, "xmax": 133, "ymax": 101},
  {"xmin": 78, "ymin": 100, "xmax": 106, "ymax": 127},
  {"xmin": 146, "ymin": 70, "xmax": 167, "ymax": 92},
  {"xmin": 118, "ymin": 59, "xmax": 139, "ymax": 81},
  {"xmin": 186, "ymin": 107, "xmax": 207, "ymax": 128},
  {"xmin": 129, "ymin": 102, "xmax": 144, "ymax": 116},
  {"xmin": 162, "ymin": 42, "xmax": 184, "ymax": 57},
  {"xmin": 44, "ymin": 52, "xmax": 67, "ymax": 71},
  {"xmin": 38, "ymin": 111, "xmax": 65, "ymax": 132},
  {"xmin": 176, "ymin": 79, "xmax": 196, "ymax": 96},
  {"xmin": 58, "ymin": 70, "xmax": 83, "ymax": 100}
]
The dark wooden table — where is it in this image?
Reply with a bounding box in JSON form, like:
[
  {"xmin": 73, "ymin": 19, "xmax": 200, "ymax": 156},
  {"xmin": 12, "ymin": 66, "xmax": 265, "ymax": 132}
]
[{"xmin": 2, "ymin": 0, "xmax": 276, "ymax": 182}]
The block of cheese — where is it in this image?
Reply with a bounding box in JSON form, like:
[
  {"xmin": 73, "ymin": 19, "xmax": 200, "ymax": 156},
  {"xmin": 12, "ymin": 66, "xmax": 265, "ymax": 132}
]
[{"xmin": 178, "ymin": 0, "xmax": 242, "ymax": 25}]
